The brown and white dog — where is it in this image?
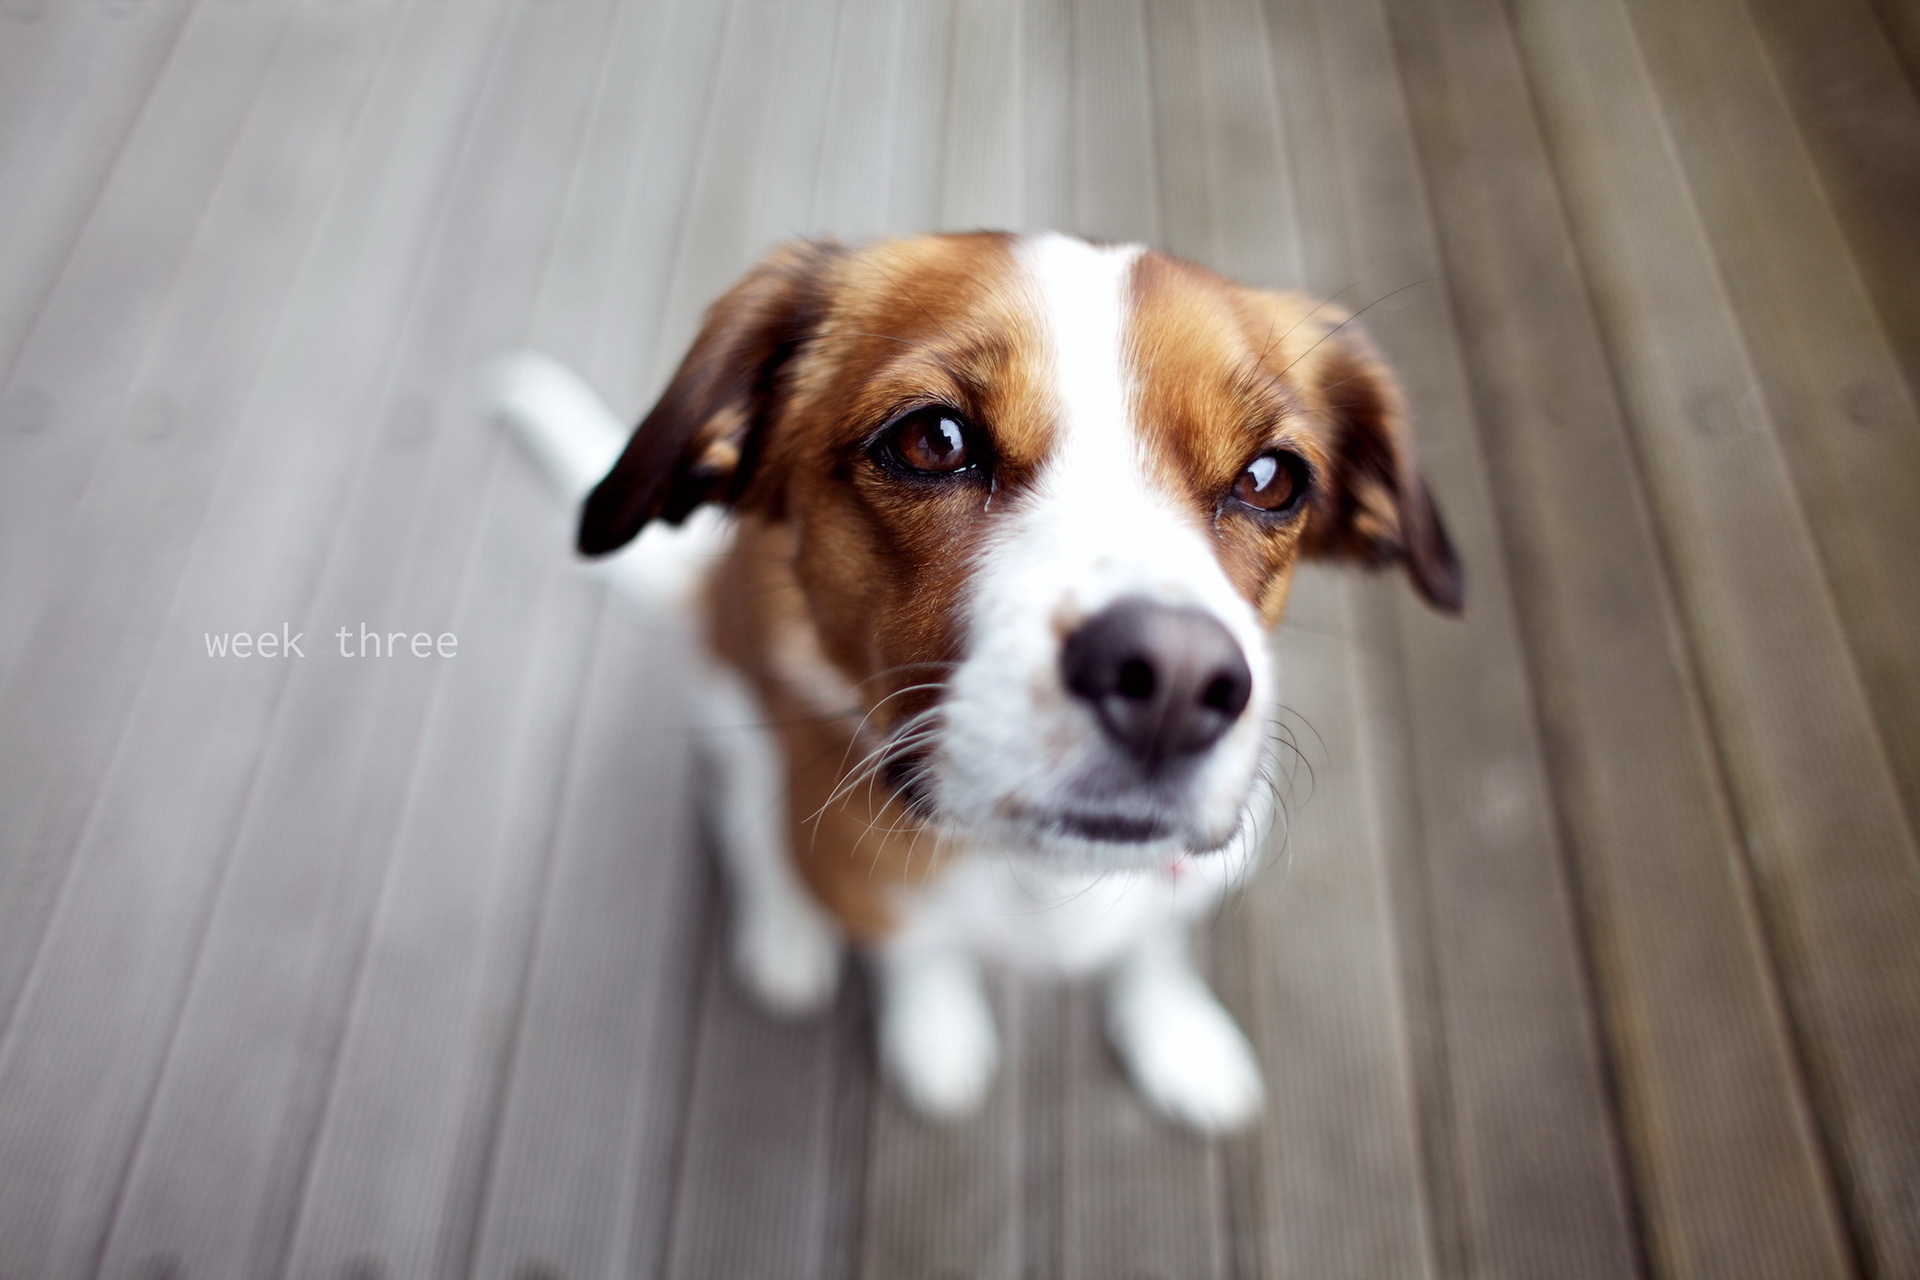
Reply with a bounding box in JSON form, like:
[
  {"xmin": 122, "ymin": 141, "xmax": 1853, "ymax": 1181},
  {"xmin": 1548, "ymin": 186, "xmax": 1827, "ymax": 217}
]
[{"xmin": 492, "ymin": 232, "xmax": 1460, "ymax": 1132}]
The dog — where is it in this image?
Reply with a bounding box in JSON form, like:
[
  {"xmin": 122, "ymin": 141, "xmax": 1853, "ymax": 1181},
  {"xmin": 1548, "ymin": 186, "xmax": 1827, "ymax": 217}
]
[{"xmin": 491, "ymin": 232, "xmax": 1461, "ymax": 1133}]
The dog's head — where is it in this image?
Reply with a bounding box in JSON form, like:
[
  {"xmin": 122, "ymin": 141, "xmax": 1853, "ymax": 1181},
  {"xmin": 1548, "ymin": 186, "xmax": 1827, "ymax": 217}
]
[{"xmin": 584, "ymin": 233, "xmax": 1461, "ymax": 865}]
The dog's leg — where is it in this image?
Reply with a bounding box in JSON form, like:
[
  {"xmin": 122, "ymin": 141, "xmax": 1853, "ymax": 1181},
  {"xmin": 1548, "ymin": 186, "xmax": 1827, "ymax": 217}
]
[
  {"xmin": 875, "ymin": 943, "xmax": 999, "ymax": 1118},
  {"xmin": 693, "ymin": 660, "xmax": 844, "ymax": 1016},
  {"xmin": 1105, "ymin": 924, "xmax": 1263, "ymax": 1132}
]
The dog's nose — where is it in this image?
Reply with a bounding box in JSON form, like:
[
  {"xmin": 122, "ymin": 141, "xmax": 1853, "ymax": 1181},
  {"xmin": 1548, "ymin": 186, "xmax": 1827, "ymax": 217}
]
[{"xmin": 1060, "ymin": 598, "xmax": 1253, "ymax": 767}]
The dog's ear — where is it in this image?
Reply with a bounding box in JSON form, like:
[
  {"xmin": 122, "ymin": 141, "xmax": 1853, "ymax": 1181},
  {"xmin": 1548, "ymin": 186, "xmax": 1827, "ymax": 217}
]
[
  {"xmin": 577, "ymin": 240, "xmax": 841, "ymax": 556},
  {"xmin": 1285, "ymin": 304, "xmax": 1464, "ymax": 613}
]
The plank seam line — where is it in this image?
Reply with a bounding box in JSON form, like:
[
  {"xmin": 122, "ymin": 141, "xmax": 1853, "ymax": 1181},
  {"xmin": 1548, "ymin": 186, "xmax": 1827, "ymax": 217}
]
[
  {"xmin": 73, "ymin": 0, "xmax": 528, "ymax": 1269},
  {"xmin": 1491, "ymin": 0, "xmax": 1876, "ymax": 1270}
]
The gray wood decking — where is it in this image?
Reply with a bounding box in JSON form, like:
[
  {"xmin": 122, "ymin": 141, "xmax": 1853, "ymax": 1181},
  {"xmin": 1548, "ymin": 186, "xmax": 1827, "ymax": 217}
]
[{"xmin": 1, "ymin": 0, "xmax": 1915, "ymax": 1277}]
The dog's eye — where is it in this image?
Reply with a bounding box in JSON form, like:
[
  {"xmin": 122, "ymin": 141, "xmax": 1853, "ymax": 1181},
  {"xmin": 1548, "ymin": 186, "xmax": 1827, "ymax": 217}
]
[
  {"xmin": 883, "ymin": 407, "xmax": 975, "ymax": 475},
  {"xmin": 1231, "ymin": 451, "xmax": 1307, "ymax": 514}
]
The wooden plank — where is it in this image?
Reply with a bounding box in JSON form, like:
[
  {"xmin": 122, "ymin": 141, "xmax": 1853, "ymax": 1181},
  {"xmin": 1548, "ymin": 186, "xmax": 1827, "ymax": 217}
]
[
  {"xmin": 1145, "ymin": 0, "xmax": 1298, "ymax": 287},
  {"xmin": 0, "ymin": 0, "xmax": 297, "ymax": 673},
  {"xmin": 1019, "ymin": 0, "xmax": 1072, "ymax": 234},
  {"xmin": 1199, "ymin": 4, "xmax": 1445, "ymax": 1276},
  {"xmin": 1058, "ymin": 985, "xmax": 1228, "ymax": 1280},
  {"xmin": 0, "ymin": 0, "xmax": 191, "ymax": 380},
  {"xmin": 1143, "ymin": 0, "xmax": 1220, "ymax": 263},
  {"xmin": 940, "ymin": 0, "xmax": 1023, "ymax": 231},
  {"xmin": 1257, "ymin": 0, "xmax": 1349, "ymax": 298},
  {"xmin": 275, "ymin": 2, "xmax": 719, "ymax": 1273},
  {"xmin": 276, "ymin": 534, "xmax": 606, "ymax": 1280},
  {"xmin": 1863, "ymin": 0, "xmax": 1920, "ymax": 89},
  {"xmin": 1259, "ymin": 0, "xmax": 1467, "ymax": 1273},
  {"xmin": 1508, "ymin": 0, "xmax": 1920, "ymax": 1272},
  {"xmin": 459, "ymin": 2, "xmax": 858, "ymax": 1275},
  {"xmin": 664, "ymin": 952, "xmax": 876, "ymax": 1280},
  {"xmin": 462, "ymin": 614, "xmax": 706, "ymax": 1280},
  {"xmin": 1741, "ymin": 0, "xmax": 1920, "ymax": 407},
  {"xmin": 0, "ymin": 0, "xmax": 77, "ymax": 157},
  {"xmin": 1215, "ymin": 577, "xmax": 1441, "ymax": 1279},
  {"xmin": 860, "ymin": 976, "xmax": 1040, "ymax": 1280},
  {"xmin": 83, "ymin": 0, "xmax": 634, "ymax": 1274},
  {"xmin": 1620, "ymin": 0, "xmax": 1920, "ymax": 874},
  {"xmin": 647, "ymin": 0, "xmax": 790, "ymax": 385},
  {"xmin": 0, "ymin": 3, "xmax": 501, "ymax": 1275},
  {"xmin": 1070, "ymin": 0, "xmax": 1158, "ymax": 244},
  {"xmin": 527, "ymin": 0, "xmax": 733, "ymax": 389},
  {"xmin": 0, "ymin": 0, "xmax": 192, "ymax": 377},
  {"xmin": 1152, "ymin": 5, "xmax": 1438, "ymax": 1275},
  {"xmin": 1384, "ymin": 0, "xmax": 1859, "ymax": 1274},
  {"xmin": 884, "ymin": 0, "xmax": 954, "ymax": 233},
  {"xmin": 810, "ymin": 0, "xmax": 905, "ymax": 241},
  {"xmin": 0, "ymin": 0, "xmax": 305, "ymax": 1009},
  {"xmin": 652, "ymin": 2, "xmax": 874, "ymax": 1274},
  {"xmin": 1149, "ymin": 0, "xmax": 1443, "ymax": 1273},
  {"xmin": 664, "ymin": 936, "xmax": 862, "ymax": 1280},
  {"xmin": 1290, "ymin": 0, "xmax": 1647, "ymax": 1274}
]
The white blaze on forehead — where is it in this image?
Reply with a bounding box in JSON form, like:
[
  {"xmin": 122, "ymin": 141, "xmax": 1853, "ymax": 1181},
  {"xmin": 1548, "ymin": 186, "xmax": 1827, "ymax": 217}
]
[
  {"xmin": 1017, "ymin": 234, "xmax": 1146, "ymax": 478},
  {"xmin": 1010, "ymin": 233, "xmax": 1238, "ymax": 616}
]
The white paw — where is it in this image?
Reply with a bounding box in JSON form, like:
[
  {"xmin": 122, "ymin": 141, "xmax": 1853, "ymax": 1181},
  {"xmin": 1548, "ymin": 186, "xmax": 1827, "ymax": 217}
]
[
  {"xmin": 1109, "ymin": 977, "xmax": 1264, "ymax": 1133},
  {"xmin": 879, "ymin": 954, "xmax": 1000, "ymax": 1119},
  {"xmin": 731, "ymin": 896, "xmax": 843, "ymax": 1017}
]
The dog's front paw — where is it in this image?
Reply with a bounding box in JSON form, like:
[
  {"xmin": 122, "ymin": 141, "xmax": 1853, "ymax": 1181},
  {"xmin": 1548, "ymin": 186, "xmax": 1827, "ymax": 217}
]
[
  {"xmin": 732, "ymin": 896, "xmax": 844, "ymax": 1017},
  {"xmin": 879, "ymin": 952, "xmax": 999, "ymax": 1119},
  {"xmin": 1109, "ymin": 973, "xmax": 1264, "ymax": 1134}
]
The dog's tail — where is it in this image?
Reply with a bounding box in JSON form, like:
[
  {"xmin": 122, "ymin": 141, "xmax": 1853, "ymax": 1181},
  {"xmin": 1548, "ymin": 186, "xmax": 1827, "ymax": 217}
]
[{"xmin": 486, "ymin": 350, "xmax": 729, "ymax": 609}]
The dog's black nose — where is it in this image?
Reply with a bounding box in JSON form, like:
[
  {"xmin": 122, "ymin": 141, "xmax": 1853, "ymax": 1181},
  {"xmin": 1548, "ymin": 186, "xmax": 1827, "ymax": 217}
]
[{"xmin": 1060, "ymin": 598, "xmax": 1253, "ymax": 767}]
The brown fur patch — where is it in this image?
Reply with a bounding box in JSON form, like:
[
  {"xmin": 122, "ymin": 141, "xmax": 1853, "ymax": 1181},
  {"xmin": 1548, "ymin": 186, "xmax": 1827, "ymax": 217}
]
[
  {"xmin": 704, "ymin": 235, "xmax": 1063, "ymax": 935},
  {"xmin": 1126, "ymin": 252, "xmax": 1462, "ymax": 616},
  {"xmin": 602, "ymin": 233, "xmax": 1459, "ymax": 937}
]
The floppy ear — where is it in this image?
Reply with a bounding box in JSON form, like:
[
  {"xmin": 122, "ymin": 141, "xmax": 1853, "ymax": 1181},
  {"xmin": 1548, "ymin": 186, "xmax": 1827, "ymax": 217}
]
[
  {"xmin": 1292, "ymin": 309, "xmax": 1464, "ymax": 613},
  {"xmin": 577, "ymin": 240, "xmax": 842, "ymax": 556}
]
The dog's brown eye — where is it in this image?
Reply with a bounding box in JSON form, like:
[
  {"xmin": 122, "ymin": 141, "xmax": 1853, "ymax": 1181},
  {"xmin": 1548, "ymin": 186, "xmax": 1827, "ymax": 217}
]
[
  {"xmin": 1232, "ymin": 451, "xmax": 1306, "ymax": 513},
  {"xmin": 885, "ymin": 408, "xmax": 974, "ymax": 475}
]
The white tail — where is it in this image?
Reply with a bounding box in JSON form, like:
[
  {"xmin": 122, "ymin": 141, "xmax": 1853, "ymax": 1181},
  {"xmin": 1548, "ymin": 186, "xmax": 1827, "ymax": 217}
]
[{"xmin": 486, "ymin": 350, "xmax": 730, "ymax": 609}]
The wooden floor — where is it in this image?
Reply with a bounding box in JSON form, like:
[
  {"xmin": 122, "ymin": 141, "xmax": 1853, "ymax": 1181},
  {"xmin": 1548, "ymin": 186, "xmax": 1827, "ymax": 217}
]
[{"xmin": 1, "ymin": 0, "xmax": 1916, "ymax": 1277}]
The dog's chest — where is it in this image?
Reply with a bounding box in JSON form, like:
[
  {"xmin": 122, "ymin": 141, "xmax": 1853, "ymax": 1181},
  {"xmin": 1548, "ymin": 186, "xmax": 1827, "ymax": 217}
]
[{"xmin": 889, "ymin": 850, "xmax": 1246, "ymax": 975}]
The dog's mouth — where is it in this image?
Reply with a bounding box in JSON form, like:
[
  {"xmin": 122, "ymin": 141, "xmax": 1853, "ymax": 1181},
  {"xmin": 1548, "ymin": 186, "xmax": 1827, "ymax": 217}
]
[
  {"xmin": 1044, "ymin": 809, "xmax": 1175, "ymax": 844},
  {"xmin": 863, "ymin": 707, "xmax": 1261, "ymax": 860}
]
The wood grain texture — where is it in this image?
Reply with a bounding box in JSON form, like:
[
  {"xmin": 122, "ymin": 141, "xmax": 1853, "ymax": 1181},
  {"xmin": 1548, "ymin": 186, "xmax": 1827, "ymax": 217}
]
[
  {"xmin": 1071, "ymin": 0, "xmax": 1159, "ymax": 245},
  {"xmin": 1618, "ymin": 0, "xmax": 1920, "ymax": 869},
  {"xmin": 1385, "ymin": 0, "xmax": 1857, "ymax": 1274},
  {"xmin": 0, "ymin": 3, "xmax": 506, "ymax": 1276},
  {"xmin": 1863, "ymin": 0, "xmax": 1920, "ymax": 88},
  {"xmin": 1510, "ymin": 0, "xmax": 1920, "ymax": 1270},
  {"xmin": 1219, "ymin": 575, "xmax": 1441, "ymax": 1280},
  {"xmin": 87, "ymin": 1, "xmax": 637, "ymax": 1275},
  {"xmin": 278, "ymin": 0, "xmax": 714, "ymax": 1273},
  {"xmin": 859, "ymin": 976, "xmax": 1035, "ymax": 1280},
  {"xmin": 0, "ymin": 0, "xmax": 193, "ymax": 398},
  {"xmin": 0, "ymin": 2, "xmax": 1910, "ymax": 1275},
  {"xmin": 1289, "ymin": 0, "xmax": 1645, "ymax": 1273},
  {"xmin": 0, "ymin": 0, "xmax": 298, "ymax": 674},
  {"xmin": 1741, "ymin": 0, "xmax": 1920, "ymax": 410},
  {"xmin": 0, "ymin": 0, "xmax": 308, "ymax": 1053},
  {"xmin": 461, "ymin": 615, "xmax": 706, "ymax": 1280}
]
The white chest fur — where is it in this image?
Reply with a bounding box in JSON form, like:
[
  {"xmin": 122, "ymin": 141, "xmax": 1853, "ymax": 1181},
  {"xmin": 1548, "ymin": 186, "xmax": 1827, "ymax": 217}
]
[{"xmin": 887, "ymin": 847, "xmax": 1252, "ymax": 977}]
